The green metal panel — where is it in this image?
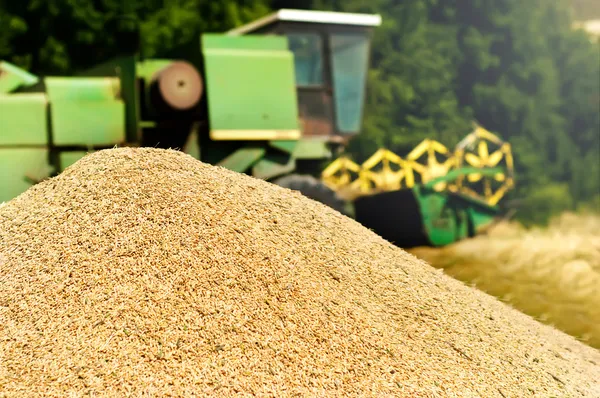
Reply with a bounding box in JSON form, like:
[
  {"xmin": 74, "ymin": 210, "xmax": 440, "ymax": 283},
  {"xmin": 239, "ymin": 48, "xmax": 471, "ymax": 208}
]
[
  {"xmin": 201, "ymin": 34, "xmax": 300, "ymax": 138},
  {"xmin": 416, "ymin": 187, "xmax": 460, "ymax": 247},
  {"xmin": 0, "ymin": 93, "xmax": 48, "ymax": 146},
  {"xmin": 0, "ymin": 61, "xmax": 39, "ymax": 94},
  {"xmin": 467, "ymin": 206, "xmax": 498, "ymax": 235},
  {"xmin": 79, "ymin": 56, "xmax": 140, "ymax": 143},
  {"xmin": 268, "ymin": 138, "xmax": 331, "ymax": 159},
  {"xmin": 416, "ymin": 187, "xmax": 499, "ymax": 246},
  {"xmin": 49, "ymin": 102, "xmax": 126, "ymax": 146},
  {"xmin": 0, "ymin": 148, "xmax": 50, "ymax": 203},
  {"xmin": 59, "ymin": 151, "xmax": 91, "ymax": 171},
  {"xmin": 44, "ymin": 76, "xmax": 126, "ymax": 146},
  {"xmin": 269, "ymin": 140, "xmax": 298, "ymax": 154},
  {"xmin": 293, "ymin": 139, "xmax": 332, "ymax": 159},
  {"xmin": 216, "ymin": 147, "xmax": 266, "ymax": 173},
  {"xmin": 423, "ymin": 166, "xmax": 501, "ymax": 236},
  {"xmin": 253, "ymin": 154, "xmax": 296, "ymax": 181},
  {"xmin": 203, "ymin": 34, "xmax": 288, "ymax": 51},
  {"xmin": 45, "ymin": 77, "xmax": 121, "ymax": 101}
]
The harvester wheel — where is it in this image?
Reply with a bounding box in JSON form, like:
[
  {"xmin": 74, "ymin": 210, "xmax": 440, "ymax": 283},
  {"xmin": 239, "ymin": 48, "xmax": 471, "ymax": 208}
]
[{"xmin": 273, "ymin": 174, "xmax": 352, "ymax": 217}]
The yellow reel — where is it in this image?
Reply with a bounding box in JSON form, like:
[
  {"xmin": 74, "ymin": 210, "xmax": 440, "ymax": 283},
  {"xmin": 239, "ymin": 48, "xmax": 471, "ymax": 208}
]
[
  {"xmin": 406, "ymin": 139, "xmax": 457, "ymax": 191},
  {"xmin": 358, "ymin": 149, "xmax": 415, "ymax": 192},
  {"xmin": 455, "ymin": 124, "xmax": 515, "ymax": 205},
  {"xmin": 321, "ymin": 156, "xmax": 362, "ymax": 192},
  {"xmin": 320, "ymin": 122, "xmax": 515, "ymax": 206}
]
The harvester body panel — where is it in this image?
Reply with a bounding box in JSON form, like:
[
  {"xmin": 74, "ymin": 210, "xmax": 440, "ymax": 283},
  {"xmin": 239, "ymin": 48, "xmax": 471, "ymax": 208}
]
[
  {"xmin": 45, "ymin": 77, "xmax": 126, "ymax": 147},
  {"xmin": 0, "ymin": 148, "xmax": 50, "ymax": 203},
  {"xmin": 0, "ymin": 61, "xmax": 39, "ymax": 94},
  {"xmin": 78, "ymin": 56, "xmax": 139, "ymax": 142},
  {"xmin": 0, "ymin": 93, "xmax": 47, "ymax": 146},
  {"xmin": 201, "ymin": 34, "xmax": 300, "ymax": 141},
  {"xmin": 0, "ymin": 91, "xmax": 50, "ymax": 203},
  {"xmin": 59, "ymin": 152, "xmax": 89, "ymax": 170}
]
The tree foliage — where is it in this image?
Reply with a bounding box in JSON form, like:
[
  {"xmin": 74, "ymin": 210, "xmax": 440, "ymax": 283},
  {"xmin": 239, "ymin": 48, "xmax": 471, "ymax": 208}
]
[
  {"xmin": 429, "ymin": 0, "xmax": 599, "ymax": 222},
  {"xmin": 0, "ymin": 0, "xmax": 598, "ymax": 224},
  {"xmin": 0, "ymin": 0, "xmax": 270, "ymax": 75}
]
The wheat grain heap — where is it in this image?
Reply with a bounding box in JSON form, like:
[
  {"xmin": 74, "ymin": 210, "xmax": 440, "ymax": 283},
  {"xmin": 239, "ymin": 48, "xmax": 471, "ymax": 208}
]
[{"xmin": 1, "ymin": 148, "xmax": 599, "ymax": 397}]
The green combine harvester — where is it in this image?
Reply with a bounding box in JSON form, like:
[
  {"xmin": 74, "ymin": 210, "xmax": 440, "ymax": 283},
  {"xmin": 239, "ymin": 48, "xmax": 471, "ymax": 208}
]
[{"xmin": 0, "ymin": 9, "xmax": 513, "ymax": 248}]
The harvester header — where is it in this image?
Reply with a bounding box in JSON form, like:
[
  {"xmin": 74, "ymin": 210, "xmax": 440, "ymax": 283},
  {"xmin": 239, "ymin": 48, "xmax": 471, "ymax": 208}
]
[{"xmin": 321, "ymin": 124, "xmax": 515, "ymax": 247}]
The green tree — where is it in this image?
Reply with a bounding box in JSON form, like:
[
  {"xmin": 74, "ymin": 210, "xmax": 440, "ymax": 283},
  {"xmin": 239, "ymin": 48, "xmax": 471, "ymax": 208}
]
[
  {"xmin": 140, "ymin": 0, "xmax": 271, "ymax": 58},
  {"xmin": 0, "ymin": 0, "xmax": 270, "ymax": 75},
  {"xmin": 548, "ymin": 9, "xmax": 600, "ymax": 208},
  {"xmin": 430, "ymin": 0, "xmax": 599, "ymax": 220}
]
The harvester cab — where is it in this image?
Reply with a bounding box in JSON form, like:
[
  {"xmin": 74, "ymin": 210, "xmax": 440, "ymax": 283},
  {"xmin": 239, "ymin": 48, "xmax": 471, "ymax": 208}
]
[{"xmin": 227, "ymin": 9, "xmax": 381, "ymax": 147}]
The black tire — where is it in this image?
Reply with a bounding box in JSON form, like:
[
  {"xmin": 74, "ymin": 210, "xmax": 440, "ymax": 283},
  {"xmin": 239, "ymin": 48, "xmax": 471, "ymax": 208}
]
[{"xmin": 272, "ymin": 174, "xmax": 352, "ymax": 217}]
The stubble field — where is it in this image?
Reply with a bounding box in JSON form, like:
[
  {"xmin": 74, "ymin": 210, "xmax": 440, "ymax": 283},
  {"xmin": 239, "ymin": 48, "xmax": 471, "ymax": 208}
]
[{"xmin": 410, "ymin": 212, "xmax": 600, "ymax": 349}]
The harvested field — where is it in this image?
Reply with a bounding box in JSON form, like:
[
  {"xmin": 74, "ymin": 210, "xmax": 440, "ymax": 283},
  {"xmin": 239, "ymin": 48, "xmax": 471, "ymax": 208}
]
[
  {"xmin": 410, "ymin": 212, "xmax": 600, "ymax": 350},
  {"xmin": 0, "ymin": 147, "xmax": 599, "ymax": 397}
]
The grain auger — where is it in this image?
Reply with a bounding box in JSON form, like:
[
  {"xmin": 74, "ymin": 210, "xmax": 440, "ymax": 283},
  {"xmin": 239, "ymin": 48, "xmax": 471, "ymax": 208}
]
[{"xmin": 321, "ymin": 125, "xmax": 515, "ymax": 247}]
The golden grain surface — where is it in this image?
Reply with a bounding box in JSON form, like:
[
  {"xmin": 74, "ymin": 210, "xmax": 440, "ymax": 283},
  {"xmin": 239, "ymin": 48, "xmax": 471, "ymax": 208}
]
[{"xmin": 0, "ymin": 147, "xmax": 599, "ymax": 397}]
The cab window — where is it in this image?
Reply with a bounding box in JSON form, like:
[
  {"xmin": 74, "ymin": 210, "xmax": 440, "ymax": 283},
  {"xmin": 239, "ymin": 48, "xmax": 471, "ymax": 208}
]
[
  {"xmin": 330, "ymin": 32, "xmax": 369, "ymax": 133},
  {"xmin": 286, "ymin": 33, "xmax": 324, "ymax": 86}
]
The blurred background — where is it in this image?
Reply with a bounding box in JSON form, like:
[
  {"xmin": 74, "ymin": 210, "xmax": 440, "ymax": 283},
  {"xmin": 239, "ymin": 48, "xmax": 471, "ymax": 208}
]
[
  {"xmin": 1, "ymin": 0, "xmax": 598, "ymax": 225},
  {"xmin": 1, "ymin": 0, "xmax": 598, "ymax": 346}
]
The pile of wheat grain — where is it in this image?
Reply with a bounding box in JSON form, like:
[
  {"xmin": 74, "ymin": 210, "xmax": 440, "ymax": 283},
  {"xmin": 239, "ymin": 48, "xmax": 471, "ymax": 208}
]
[{"xmin": 1, "ymin": 148, "xmax": 599, "ymax": 397}]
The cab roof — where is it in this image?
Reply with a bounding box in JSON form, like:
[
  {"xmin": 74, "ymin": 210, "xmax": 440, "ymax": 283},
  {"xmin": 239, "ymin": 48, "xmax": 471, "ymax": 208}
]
[{"xmin": 227, "ymin": 9, "xmax": 382, "ymax": 35}]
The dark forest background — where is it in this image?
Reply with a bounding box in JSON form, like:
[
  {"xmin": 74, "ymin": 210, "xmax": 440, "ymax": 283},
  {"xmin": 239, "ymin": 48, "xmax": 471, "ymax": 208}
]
[{"xmin": 1, "ymin": 0, "xmax": 598, "ymax": 225}]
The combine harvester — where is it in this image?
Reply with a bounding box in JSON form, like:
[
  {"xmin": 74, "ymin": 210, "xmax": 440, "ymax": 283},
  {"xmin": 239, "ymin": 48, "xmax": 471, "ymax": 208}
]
[{"xmin": 0, "ymin": 8, "xmax": 513, "ymax": 247}]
